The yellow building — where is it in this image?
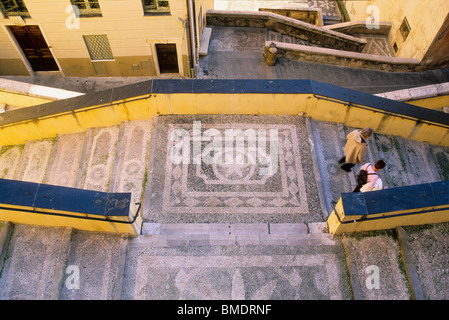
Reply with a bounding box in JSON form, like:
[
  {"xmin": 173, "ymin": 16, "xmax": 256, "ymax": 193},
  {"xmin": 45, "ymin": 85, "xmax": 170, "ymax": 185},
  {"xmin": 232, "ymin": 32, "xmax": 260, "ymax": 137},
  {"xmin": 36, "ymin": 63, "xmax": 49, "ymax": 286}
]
[
  {"xmin": 342, "ymin": 0, "xmax": 449, "ymax": 70},
  {"xmin": 0, "ymin": 0, "xmax": 213, "ymax": 77}
]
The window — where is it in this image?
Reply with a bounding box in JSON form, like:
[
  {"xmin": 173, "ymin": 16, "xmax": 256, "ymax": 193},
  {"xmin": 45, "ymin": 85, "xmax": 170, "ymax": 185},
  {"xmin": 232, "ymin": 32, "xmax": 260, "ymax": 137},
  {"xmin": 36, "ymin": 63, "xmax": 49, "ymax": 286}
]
[
  {"xmin": 142, "ymin": 0, "xmax": 170, "ymax": 14},
  {"xmin": 83, "ymin": 35, "xmax": 114, "ymax": 61},
  {"xmin": 71, "ymin": 0, "xmax": 101, "ymax": 17},
  {"xmin": 0, "ymin": 0, "xmax": 30, "ymax": 17},
  {"xmin": 399, "ymin": 17, "xmax": 411, "ymax": 41}
]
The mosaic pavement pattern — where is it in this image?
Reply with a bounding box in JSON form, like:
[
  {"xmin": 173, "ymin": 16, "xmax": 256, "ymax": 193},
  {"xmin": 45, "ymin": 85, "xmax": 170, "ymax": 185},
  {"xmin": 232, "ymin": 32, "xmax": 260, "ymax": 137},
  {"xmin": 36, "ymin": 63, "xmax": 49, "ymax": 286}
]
[
  {"xmin": 123, "ymin": 244, "xmax": 352, "ymax": 300},
  {"xmin": 145, "ymin": 115, "xmax": 322, "ymax": 224},
  {"xmin": 360, "ymin": 35, "xmax": 395, "ymax": 57}
]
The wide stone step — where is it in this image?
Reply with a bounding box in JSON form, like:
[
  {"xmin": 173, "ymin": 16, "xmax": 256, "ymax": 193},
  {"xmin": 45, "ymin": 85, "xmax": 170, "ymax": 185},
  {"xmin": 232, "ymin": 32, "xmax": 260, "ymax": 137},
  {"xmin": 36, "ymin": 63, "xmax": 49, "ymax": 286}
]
[
  {"xmin": 60, "ymin": 230, "xmax": 129, "ymax": 300},
  {"xmin": 139, "ymin": 222, "xmax": 334, "ymax": 247},
  {"xmin": 143, "ymin": 222, "xmax": 329, "ymax": 235},
  {"xmin": 343, "ymin": 230, "xmax": 412, "ymax": 299},
  {"xmin": 0, "ymin": 223, "xmax": 131, "ymax": 300},
  {"xmin": 0, "ymin": 224, "xmax": 72, "ymax": 299}
]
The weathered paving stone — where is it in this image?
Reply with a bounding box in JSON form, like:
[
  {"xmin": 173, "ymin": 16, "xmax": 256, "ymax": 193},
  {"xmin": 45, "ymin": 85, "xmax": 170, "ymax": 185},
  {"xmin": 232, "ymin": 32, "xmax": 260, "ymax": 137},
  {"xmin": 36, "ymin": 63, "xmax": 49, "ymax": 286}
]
[
  {"xmin": 367, "ymin": 133, "xmax": 412, "ymax": 188},
  {"xmin": 14, "ymin": 138, "xmax": 54, "ymax": 183},
  {"xmin": 44, "ymin": 132, "xmax": 86, "ymax": 187},
  {"xmin": 309, "ymin": 120, "xmax": 353, "ymax": 213},
  {"xmin": 0, "ymin": 225, "xmax": 72, "ymax": 300},
  {"xmin": 61, "ymin": 231, "xmax": 128, "ymax": 300},
  {"xmin": 400, "ymin": 223, "xmax": 449, "ymax": 300},
  {"xmin": 77, "ymin": 126, "xmax": 119, "ymax": 192},
  {"xmin": 269, "ymin": 223, "xmax": 307, "ymax": 234},
  {"xmin": 399, "ymin": 139, "xmax": 441, "ymax": 185},
  {"xmin": 145, "ymin": 115, "xmax": 322, "ymax": 224},
  {"xmin": 342, "ymin": 230, "xmax": 412, "ymax": 300},
  {"xmin": 109, "ymin": 119, "xmax": 152, "ymax": 203},
  {"xmin": 430, "ymin": 145, "xmax": 449, "ymax": 181},
  {"xmin": 0, "ymin": 144, "xmax": 23, "ymax": 179}
]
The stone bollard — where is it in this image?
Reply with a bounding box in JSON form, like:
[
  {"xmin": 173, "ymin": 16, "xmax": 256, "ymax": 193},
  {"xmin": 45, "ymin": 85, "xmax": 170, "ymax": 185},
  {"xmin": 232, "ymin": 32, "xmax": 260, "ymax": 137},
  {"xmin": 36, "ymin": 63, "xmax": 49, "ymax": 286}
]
[{"xmin": 264, "ymin": 42, "xmax": 277, "ymax": 66}]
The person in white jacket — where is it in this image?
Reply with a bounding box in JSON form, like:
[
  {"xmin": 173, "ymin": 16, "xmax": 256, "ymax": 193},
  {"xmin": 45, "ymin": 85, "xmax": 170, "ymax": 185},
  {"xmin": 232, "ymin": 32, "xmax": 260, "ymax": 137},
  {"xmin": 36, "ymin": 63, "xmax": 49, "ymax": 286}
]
[{"xmin": 353, "ymin": 160, "xmax": 386, "ymax": 192}]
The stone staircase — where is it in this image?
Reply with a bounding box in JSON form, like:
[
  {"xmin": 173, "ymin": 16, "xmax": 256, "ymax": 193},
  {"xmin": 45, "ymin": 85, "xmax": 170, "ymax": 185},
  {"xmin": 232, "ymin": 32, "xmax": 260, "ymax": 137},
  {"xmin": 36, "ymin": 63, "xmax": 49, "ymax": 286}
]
[
  {"xmin": 0, "ymin": 119, "xmax": 152, "ymax": 201},
  {"xmin": 1, "ymin": 114, "xmax": 449, "ymax": 300}
]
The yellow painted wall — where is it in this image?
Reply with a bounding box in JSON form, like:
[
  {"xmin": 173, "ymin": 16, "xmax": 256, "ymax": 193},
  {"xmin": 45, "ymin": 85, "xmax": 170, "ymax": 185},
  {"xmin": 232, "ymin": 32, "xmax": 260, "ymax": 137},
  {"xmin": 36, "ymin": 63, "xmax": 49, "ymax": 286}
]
[
  {"xmin": 0, "ymin": 90, "xmax": 55, "ymax": 109},
  {"xmin": 327, "ymin": 197, "xmax": 449, "ymax": 235},
  {"xmin": 342, "ymin": 0, "xmax": 449, "ymax": 60},
  {"xmin": 406, "ymin": 95, "xmax": 449, "ymax": 111},
  {"xmin": 0, "ymin": 0, "xmax": 214, "ymax": 76},
  {"xmin": 0, "ymin": 92, "xmax": 448, "ymax": 147},
  {"xmin": 0, "ymin": 202, "xmax": 141, "ymax": 237}
]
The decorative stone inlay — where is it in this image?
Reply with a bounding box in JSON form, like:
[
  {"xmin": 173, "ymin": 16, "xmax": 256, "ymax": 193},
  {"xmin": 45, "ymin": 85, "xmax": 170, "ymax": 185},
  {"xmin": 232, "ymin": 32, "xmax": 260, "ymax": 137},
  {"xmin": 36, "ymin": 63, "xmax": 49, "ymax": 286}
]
[
  {"xmin": 79, "ymin": 126, "xmax": 119, "ymax": 192},
  {"xmin": 45, "ymin": 132, "xmax": 85, "ymax": 187},
  {"xmin": 16, "ymin": 139, "xmax": 54, "ymax": 183},
  {"xmin": 162, "ymin": 123, "xmax": 308, "ymax": 214},
  {"xmin": 110, "ymin": 120, "xmax": 152, "ymax": 202},
  {"xmin": 129, "ymin": 253, "xmax": 342, "ymax": 300}
]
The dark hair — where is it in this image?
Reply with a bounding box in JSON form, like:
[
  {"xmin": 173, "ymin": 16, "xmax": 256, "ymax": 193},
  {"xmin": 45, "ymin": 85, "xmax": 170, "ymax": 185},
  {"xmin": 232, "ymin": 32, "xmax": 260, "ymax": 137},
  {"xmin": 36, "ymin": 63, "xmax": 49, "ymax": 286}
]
[{"xmin": 374, "ymin": 160, "xmax": 386, "ymax": 170}]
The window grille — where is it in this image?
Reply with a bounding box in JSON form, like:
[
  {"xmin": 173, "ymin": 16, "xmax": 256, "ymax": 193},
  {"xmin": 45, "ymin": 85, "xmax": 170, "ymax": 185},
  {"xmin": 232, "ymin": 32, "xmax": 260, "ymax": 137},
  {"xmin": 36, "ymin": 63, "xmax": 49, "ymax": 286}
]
[
  {"xmin": 0, "ymin": 0, "xmax": 30, "ymax": 17},
  {"xmin": 71, "ymin": 0, "xmax": 101, "ymax": 17},
  {"xmin": 83, "ymin": 35, "xmax": 114, "ymax": 61},
  {"xmin": 142, "ymin": 0, "xmax": 170, "ymax": 14},
  {"xmin": 399, "ymin": 17, "xmax": 411, "ymax": 41}
]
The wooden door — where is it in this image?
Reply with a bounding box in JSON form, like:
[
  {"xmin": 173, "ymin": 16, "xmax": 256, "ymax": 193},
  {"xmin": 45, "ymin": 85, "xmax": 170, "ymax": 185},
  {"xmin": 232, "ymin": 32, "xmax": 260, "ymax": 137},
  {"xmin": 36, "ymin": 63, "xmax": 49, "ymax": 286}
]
[
  {"xmin": 156, "ymin": 43, "xmax": 179, "ymax": 73},
  {"xmin": 8, "ymin": 25, "xmax": 59, "ymax": 72}
]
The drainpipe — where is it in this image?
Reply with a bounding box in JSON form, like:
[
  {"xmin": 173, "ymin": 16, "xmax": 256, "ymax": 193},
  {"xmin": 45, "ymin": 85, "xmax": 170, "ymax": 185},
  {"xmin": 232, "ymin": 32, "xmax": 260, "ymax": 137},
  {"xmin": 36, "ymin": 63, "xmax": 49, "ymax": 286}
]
[{"xmin": 187, "ymin": 0, "xmax": 197, "ymax": 78}]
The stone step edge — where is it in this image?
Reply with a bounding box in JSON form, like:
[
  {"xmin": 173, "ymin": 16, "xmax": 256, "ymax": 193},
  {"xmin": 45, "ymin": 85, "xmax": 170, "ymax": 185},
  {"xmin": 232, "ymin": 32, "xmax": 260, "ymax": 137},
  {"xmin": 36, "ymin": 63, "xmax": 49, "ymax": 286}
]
[
  {"xmin": 131, "ymin": 233, "xmax": 335, "ymax": 247},
  {"xmin": 142, "ymin": 222, "xmax": 328, "ymax": 236},
  {"xmin": 134, "ymin": 222, "xmax": 335, "ymax": 247}
]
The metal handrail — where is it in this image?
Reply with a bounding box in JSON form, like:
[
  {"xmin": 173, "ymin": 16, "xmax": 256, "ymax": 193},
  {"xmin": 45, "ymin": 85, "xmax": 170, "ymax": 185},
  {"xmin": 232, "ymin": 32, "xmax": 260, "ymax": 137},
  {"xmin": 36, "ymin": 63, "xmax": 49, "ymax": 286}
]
[
  {"xmin": 0, "ymin": 202, "xmax": 142, "ymax": 225},
  {"xmin": 330, "ymin": 199, "xmax": 449, "ymax": 225},
  {"xmin": 313, "ymin": 94, "xmax": 449, "ymax": 130}
]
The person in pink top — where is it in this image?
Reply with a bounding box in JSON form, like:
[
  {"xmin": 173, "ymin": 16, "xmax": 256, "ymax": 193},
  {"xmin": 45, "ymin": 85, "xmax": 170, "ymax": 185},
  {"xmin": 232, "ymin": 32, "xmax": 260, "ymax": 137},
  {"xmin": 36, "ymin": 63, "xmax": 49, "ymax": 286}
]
[{"xmin": 353, "ymin": 160, "xmax": 386, "ymax": 192}]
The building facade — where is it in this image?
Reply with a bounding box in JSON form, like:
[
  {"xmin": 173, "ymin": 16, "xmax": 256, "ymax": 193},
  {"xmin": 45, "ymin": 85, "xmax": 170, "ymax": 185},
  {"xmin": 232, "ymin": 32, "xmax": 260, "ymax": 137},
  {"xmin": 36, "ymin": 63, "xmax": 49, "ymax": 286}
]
[
  {"xmin": 342, "ymin": 0, "xmax": 449, "ymax": 69},
  {"xmin": 0, "ymin": 0, "xmax": 213, "ymax": 77}
]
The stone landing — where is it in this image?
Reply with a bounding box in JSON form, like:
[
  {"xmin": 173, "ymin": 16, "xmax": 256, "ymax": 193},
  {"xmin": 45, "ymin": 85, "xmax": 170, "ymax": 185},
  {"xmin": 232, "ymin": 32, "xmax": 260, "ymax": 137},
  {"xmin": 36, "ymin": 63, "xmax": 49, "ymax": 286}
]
[{"xmin": 145, "ymin": 115, "xmax": 323, "ymax": 224}]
